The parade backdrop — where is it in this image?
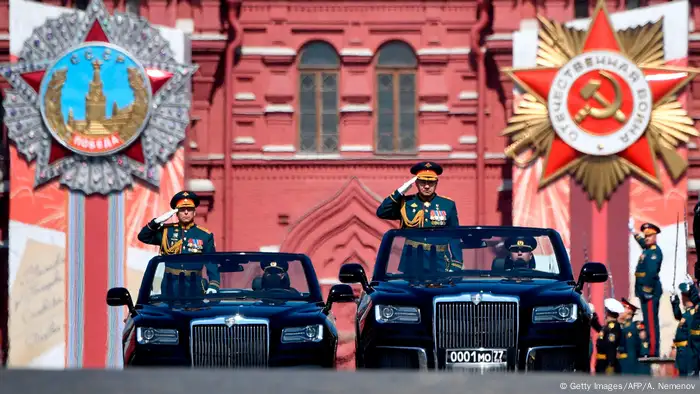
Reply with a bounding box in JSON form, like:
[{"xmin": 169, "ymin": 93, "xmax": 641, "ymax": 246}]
[
  {"xmin": 509, "ymin": 0, "xmax": 691, "ymax": 357},
  {"xmin": 6, "ymin": 0, "xmax": 191, "ymax": 367}
]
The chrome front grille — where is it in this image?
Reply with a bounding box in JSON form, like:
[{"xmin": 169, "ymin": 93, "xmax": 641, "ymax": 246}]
[
  {"xmin": 434, "ymin": 295, "xmax": 519, "ymax": 350},
  {"xmin": 190, "ymin": 317, "xmax": 269, "ymax": 368}
]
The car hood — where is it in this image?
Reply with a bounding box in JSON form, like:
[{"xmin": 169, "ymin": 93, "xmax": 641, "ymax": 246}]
[
  {"xmin": 371, "ymin": 278, "xmax": 577, "ymax": 305},
  {"xmin": 135, "ymin": 300, "xmax": 324, "ymax": 323}
]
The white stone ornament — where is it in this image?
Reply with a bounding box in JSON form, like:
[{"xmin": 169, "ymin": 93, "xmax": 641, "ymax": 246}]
[{"xmin": 0, "ymin": 0, "xmax": 197, "ymax": 194}]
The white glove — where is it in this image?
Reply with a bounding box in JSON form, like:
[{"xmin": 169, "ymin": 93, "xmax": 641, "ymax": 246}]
[
  {"xmin": 154, "ymin": 208, "xmax": 178, "ymax": 224},
  {"xmin": 588, "ymin": 303, "xmax": 595, "ymax": 314},
  {"xmin": 628, "ymin": 218, "xmax": 635, "ymax": 233},
  {"xmin": 397, "ymin": 176, "xmax": 418, "ymax": 195},
  {"xmin": 206, "ymin": 288, "xmax": 217, "ymax": 294}
]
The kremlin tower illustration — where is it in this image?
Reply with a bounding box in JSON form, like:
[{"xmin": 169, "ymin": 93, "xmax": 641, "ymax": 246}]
[{"xmin": 66, "ymin": 60, "xmax": 135, "ymax": 135}]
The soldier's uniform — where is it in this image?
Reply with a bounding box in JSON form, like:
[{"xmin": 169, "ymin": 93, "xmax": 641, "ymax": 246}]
[
  {"xmin": 619, "ymin": 298, "xmax": 650, "ymax": 375},
  {"xmin": 376, "ymin": 162, "xmax": 462, "ymax": 272},
  {"xmin": 595, "ymin": 299, "xmax": 626, "ymax": 375},
  {"xmin": 671, "ymin": 283, "xmax": 699, "ymax": 376},
  {"xmin": 137, "ymin": 191, "xmax": 220, "ymax": 296},
  {"xmin": 633, "ymin": 222, "xmax": 663, "ymax": 357}
]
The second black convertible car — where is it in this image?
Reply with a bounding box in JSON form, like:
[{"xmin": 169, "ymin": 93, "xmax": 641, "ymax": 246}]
[
  {"xmin": 106, "ymin": 252, "xmax": 355, "ymax": 367},
  {"xmin": 339, "ymin": 226, "xmax": 609, "ymax": 373}
]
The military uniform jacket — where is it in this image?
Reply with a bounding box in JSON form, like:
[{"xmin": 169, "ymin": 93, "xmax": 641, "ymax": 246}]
[
  {"xmin": 688, "ymin": 305, "xmax": 700, "ymax": 352},
  {"xmin": 137, "ymin": 220, "xmax": 220, "ymax": 290},
  {"xmin": 621, "ymin": 320, "xmax": 649, "ymax": 360},
  {"xmin": 597, "ymin": 320, "xmax": 625, "ymax": 365},
  {"xmin": 376, "ymin": 191, "xmax": 463, "ymax": 268},
  {"xmin": 633, "ymin": 236, "xmax": 663, "ymax": 300},
  {"xmin": 674, "ymin": 307, "xmax": 695, "ymax": 347}
]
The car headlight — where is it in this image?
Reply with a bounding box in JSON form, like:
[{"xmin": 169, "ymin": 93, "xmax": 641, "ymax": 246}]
[
  {"xmin": 374, "ymin": 305, "xmax": 421, "ymax": 324},
  {"xmin": 136, "ymin": 327, "xmax": 179, "ymax": 345},
  {"xmin": 281, "ymin": 324, "xmax": 323, "ymax": 343},
  {"xmin": 532, "ymin": 304, "xmax": 578, "ymax": 323}
]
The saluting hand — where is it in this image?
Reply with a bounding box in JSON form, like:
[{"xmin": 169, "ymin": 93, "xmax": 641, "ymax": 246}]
[
  {"xmin": 397, "ymin": 176, "xmax": 418, "ymax": 195},
  {"xmin": 628, "ymin": 218, "xmax": 635, "ymax": 234},
  {"xmin": 154, "ymin": 208, "xmax": 178, "ymax": 224}
]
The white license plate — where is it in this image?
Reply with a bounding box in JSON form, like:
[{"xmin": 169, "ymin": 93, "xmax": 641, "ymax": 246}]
[{"xmin": 446, "ymin": 349, "xmax": 506, "ymax": 364}]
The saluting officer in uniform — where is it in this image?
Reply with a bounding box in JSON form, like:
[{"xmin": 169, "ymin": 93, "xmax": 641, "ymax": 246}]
[
  {"xmin": 671, "ymin": 282, "xmax": 699, "ymax": 376},
  {"xmin": 595, "ymin": 298, "xmax": 626, "ymax": 375},
  {"xmin": 376, "ymin": 162, "xmax": 462, "ymax": 272},
  {"xmin": 629, "ymin": 221, "xmax": 663, "ymax": 357},
  {"xmin": 619, "ymin": 298, "xmax": 650, "ymax": 375},
  {"xmin": 137, "ymin": 191, "xmax": 220, "ymax": 296}
]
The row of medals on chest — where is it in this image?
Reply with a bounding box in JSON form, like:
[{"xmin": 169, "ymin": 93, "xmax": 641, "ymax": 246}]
[
  {"xmin": 171, "ymin": 227, "xmax": 201, "ymax": 252},
  {"xmin": 413, "ymin": 201, "xmax": 443, "ymax": 223}
]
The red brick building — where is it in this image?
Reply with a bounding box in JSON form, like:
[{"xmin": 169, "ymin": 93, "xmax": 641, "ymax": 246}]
[{"xmin": 2, "ymin": 0, "xmax": 700, "ymax": 367}]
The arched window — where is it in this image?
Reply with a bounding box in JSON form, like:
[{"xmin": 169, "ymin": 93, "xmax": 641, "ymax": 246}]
[
  {"xmin": 298, "ymin": 41, "xmax": 340, "ymax": 153},
  {"xmin": 375, "ymin": 41, "xmax": 417, "ymax": 153}
]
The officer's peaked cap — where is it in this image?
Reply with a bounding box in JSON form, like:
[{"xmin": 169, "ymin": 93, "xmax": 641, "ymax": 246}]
[
  {"xmin": 604, "ymin": 298, "xmax": 625, "ymax": 315},
  {"xmin": 504, "ymin": 235, "xmax": 537, "ymax": 251},
  {"xmin": 170, "ymin": 191, "xmax": 200, "ymax": 209},
  {"xmin": 261, "ymin": 260, "xmax": 289, "ymax": 272},
  {"xmin": 410, "ymin": 161, "xmax": 443, "ymax": 181},
  {"xmin": 620, "ymin": 297, "xmax": 639, "ymax": 313},
  {"xmin": 640, "ymin": 222, "xmax": 661, "ymax": 235}
]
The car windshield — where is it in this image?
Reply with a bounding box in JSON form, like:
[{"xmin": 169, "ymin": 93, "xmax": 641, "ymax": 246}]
[
  {"xmin": 378, "ymin": 227, "xmax": 569, "ymax": 282},
  {"xmin": 144, "ymin": 253, "xmax": 319, "ymax": 305}
]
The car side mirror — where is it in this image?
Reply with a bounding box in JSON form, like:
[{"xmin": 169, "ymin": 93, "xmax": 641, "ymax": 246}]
[
  {"xmin": 339, "ymin": 263, "xmax": 372, "ymax": 293},
  {"xmin": 575, "ymin": 262, "xmax": 608, "ymax": 292},
  {"xmin": 324, "ymin": 284, "xmax": 355, "ymax": 313},
  {"xmin": 106, "ymin": 287, "xmax": 137, "ymax": 316}
]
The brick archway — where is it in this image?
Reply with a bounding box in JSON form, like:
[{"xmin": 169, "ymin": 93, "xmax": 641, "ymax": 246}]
[{"xmin": 279, "ymin": 177, "xmax": 396, "ymax": 369}]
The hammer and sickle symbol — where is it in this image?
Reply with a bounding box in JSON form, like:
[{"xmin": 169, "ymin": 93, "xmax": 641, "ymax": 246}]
[{"xmin": 573, "ymin": 70, "xmax": 627, "ymax": 124}]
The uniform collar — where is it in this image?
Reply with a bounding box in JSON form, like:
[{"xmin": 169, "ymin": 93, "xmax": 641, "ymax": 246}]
[
  {"xmin": 417, "ymin": 193, "xmax": 436, "ymax": 202},
  {"xmin": 180, "ymin": 222, "xmax": 195, "ymax": 230}
]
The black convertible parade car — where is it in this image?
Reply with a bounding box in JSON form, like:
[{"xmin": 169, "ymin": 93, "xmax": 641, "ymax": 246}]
[
  {"xmin": 106, "ymin": 252, "xmax": 355, "ymax": 367},
  {"xmin": 339, "ymin": 226, "xmax": 609, "ymax": 372}
]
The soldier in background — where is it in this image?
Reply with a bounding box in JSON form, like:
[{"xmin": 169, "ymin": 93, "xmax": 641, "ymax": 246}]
[
  {"xmin": 671, "ymin": 282, "xmax": 699, "ymax": 376},
  {"xmin": 619, "ymin": 298, "xmax": 650, "ymax": 375},
  {"xmin": 629, "ymin": 220, "xmax": 663, "ymax": 357},
  {"xmin": 595, "ymin": 298, "xmax": 626, "ymax": 375}
]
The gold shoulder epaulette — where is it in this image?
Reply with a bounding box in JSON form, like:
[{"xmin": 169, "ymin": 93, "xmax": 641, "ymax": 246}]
[
  {"xmin": 197, "ymin": 225, "xmax": 211, "ymax": 234},
  {"xmin": 439, "ymin": 195, "xmax": 454, "ymax": 201}
]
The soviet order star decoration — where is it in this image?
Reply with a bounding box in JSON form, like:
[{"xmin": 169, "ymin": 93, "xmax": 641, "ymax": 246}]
[
  {"xmin": 502, "ymin": 0, "xmax": 698, "ymax": 206},
  {"xmin": 0, "ymin": 0, "xmax": 197, "ymax": 194}
]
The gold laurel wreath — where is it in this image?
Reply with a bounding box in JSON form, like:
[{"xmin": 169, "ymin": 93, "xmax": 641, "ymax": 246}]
[
  {"xmin": 503, "ymin": 15, "xmax": 698, "ymax": 205},
  {"xmin": 44, "ymin": 66, "xmax": 149, "ymax": 146}
]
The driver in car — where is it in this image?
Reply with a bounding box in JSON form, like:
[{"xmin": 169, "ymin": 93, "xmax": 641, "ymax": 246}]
[
  {"xmin": 503, "ymin": 236, "xmax": 537, "ymax": 270},
  {"xmin": 259, "ymin": 261, "xmax": 292, "ymax": 290}
]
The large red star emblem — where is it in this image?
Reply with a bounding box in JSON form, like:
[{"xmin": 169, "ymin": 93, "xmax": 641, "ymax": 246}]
[
  {"xmin": 18, "ymin": 20, "xmax": 173, "ymax": 165},
  {"xmin": 502, "ymin": 0, "xmax": 697, "ymax": 204}
]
